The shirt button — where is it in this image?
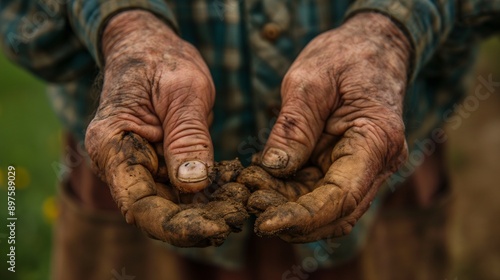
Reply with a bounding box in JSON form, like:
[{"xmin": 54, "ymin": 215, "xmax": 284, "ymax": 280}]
[{"xmin": 262, "ymin": 22, "xmax": 281, "ymax": 41}]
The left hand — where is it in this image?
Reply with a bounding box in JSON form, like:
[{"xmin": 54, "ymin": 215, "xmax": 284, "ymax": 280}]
[
  {"xmin": 244, "ymin": 12, "xmax": 411, "ymax": 242},
  {"xmin": 84, "ymin": 11, "xmax": 247, "ymax": 246}
]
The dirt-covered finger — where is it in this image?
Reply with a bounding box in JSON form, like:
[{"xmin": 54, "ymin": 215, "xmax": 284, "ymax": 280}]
[
  {"xmin": 211, "ymin": 159, "xmax": 244, "ymax": 186},
  {"xmin": 275, "ymin": 186, "xmax": 378, "ymax": 242},
  {"xmin": 128, "ymin": 196, "xmax": 181, "ymax": 240},
  {"xmin": 163, "ymin": 208, "xmax": 231, "ymax": 247},
  {"xmin": 276, "ymin": 216, "xmax": 358, "ymax": 243},
  {"xmin": 202, "ymin": 200, "xmax": 248, "ymax": 232},
  {"xmin": 247, "ymin": 189, "xmax": 288, "ymax": 214},
  {"xmin": 104, "ymin": 132, "xmax": 159, "ymax": 219},
  {"xmin": 237, "ymin": 166, "xmax": 319, "ymax": 200},
  {"xmin": 155, "ymin": 182, "xmax": 179, "ymax": 203},
  {"xmin": 254, "ymin": 185, "xmax": 346, "ymax": 236},
  {"xmin": 293, "ymin": 167, "xmax": 324, "ymax": 188},
  {"xmin": 237, "ymin": 166, "xmax": 284, "ymax": 192},
  {"xmin": 211, "ymin": 182, "xmax": 250, "ymax": 205}
]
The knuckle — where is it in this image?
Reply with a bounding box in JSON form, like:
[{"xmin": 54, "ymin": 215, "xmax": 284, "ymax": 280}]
[
  {"xmin": 283, "ymin": 68, "xmax": 324, "ymax": 97},
  {"xmin": 166, "ymin": 71, "xmax": 214, "ymax": 107},
  {"xmin": 179, "ymin": 70, "xmax": 211, "ymax": 88},
  {"xmin": 167, "ymin": 57, "xmax": 212, "ymax": 87},
  {"xmin": 283, "ymin": 67, "xmax": 308, "ymax": 86}
]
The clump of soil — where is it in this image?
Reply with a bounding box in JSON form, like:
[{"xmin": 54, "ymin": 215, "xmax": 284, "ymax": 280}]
[{"xmin": 153, "ymin": 159, "xmax": 250, "ymax": 247}]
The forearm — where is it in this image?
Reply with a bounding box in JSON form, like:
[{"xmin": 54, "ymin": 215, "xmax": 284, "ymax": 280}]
[
  {"xmin": 345, "ymin": 0, "xmax": 457, "ymax": 81},
  {"xmin": 101, "ymin": 10, "xmax": 177, "ymax": 67},
  {"xmin": 66, "ymin": 0, "xmax": 178, "ymax": 68},
  {"xmin": 342, "ymin": 12, "xmax": 411, "ymax": 84},
  {"xmin": 346, "ymin": 0, "xmax": 500, "ymax": 81},
  {"xmin": 0, "ymin": 0, "xmax": 94, "ymax": 82}
]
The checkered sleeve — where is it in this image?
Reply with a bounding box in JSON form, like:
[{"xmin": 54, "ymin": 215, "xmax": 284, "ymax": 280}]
[
  {"xmin": 345, "ymin": 0, "xmax": 457, "ymax": 82},
  {"xmin": 458, "ymin": 0, "xmax": 500, "ymax": 38},
  {"xmin": 0, "ymin": 0, "xmax": 95, "ymax": 82},
  {"xmin": 345, "ymin": 0, "xmax": 500, "ymax": 81},
  {"xmin": 67, "ymin": 0, "xmax": 179, "ymax": 68},
  {"xmin": 458, "ymin": 0, "xmax": 500, "ymax": 23}
]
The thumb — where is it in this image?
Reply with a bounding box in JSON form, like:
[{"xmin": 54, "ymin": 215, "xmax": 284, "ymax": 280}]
[
  {"xmin": 261, "ymin": 77, "xmax": 333, "ymax": 177},
  {"xmin": 158, "ymin": 76, "xmax": 215, "ymax": 193}
]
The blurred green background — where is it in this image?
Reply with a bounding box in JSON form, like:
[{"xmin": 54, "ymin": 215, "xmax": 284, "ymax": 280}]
[{"xmin": 0, "ymin": 52, "xmax": 61, "ymax": 280}]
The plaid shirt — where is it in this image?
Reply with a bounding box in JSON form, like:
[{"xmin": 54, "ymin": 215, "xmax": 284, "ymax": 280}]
[{"xmin": 2, "ymin": 0, "xmax": 500, "ymax": 269}]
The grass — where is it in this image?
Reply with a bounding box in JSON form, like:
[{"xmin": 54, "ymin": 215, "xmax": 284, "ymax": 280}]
[{"xmin": 0, "ymin": 53, "xmax": 62, "ymax": 280}]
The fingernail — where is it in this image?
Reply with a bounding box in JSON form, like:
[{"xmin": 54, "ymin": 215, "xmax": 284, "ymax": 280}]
[
  {"xmin": 261, "ymin": 148, "xmax": 289, "ymax": 169},
  {"xmin": 177, "ymin": 161, "xmax": 207, "ymax": 183}
]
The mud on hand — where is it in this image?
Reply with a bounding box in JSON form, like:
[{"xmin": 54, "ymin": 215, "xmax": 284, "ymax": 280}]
[{"xmin": 90, "ymin": 131, "xmax": 249, "ymax": 247}]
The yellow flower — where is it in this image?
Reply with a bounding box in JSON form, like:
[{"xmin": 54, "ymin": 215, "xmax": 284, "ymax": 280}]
[
  {"xmin": 14, "ymin": 166, "xmax": 31, "ymax": 189},
  {"xmin": 0, "ymin": 168, "xmax": 4, "ymax": 189},
  {"xmin": 43, "ymin": 196, "xmax": 59, "ymax": 224}
]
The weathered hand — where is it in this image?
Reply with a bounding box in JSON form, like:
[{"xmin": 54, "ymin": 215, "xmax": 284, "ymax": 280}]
[
  {"xmin": 84, "ymin": 11, "xmax": 245, "ymax": 246},
  {"xmin": 99, "ymin": 133, "xmax": 248, "ymax": 246},
  {"xmin": 87, "ymin": 10, "xmax": 215, "ymax": 192},
  {"xmin": 249, "ymin": 13, "xmax": 411, "ymax": 242}
]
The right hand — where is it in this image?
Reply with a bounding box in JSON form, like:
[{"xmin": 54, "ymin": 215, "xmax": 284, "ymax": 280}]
[
  {"xmin": 240, "ymin": 13, "xmax": 411, "ymax": 242},
  {"xmin": 84, "ymin": 10, "xmax": 246, "ymax": 247}
]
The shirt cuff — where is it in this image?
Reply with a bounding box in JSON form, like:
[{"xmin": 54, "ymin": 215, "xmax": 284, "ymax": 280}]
[
  {"xmin": 458, "ymin": 0, "xmax": 500, "ymax": 24},
  {"xmin": 68, "ymin": 0, "xmax": 178, "ymax": 68},
  {"xmin": 345, "ymin": 0, "xmax": 456, "ymax": 81}
]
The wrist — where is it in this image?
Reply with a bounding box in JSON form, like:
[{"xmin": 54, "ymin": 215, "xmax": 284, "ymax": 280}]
[
  {"xmin": 343, "ymin": 12, "xmax": 411, "ymax": 79},
  {"xmin": 101, "ymin": 10, "xmax": 177, "ymax": 66}
]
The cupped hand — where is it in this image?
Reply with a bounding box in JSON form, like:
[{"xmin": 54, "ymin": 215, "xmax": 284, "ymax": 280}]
[
  {"xmin": 249, "ymin": 13, "xmax": 412, "ymax": 242},
  {"xmin": 84, "ymin": 11, "xmax": 244, "ymax": 246}
]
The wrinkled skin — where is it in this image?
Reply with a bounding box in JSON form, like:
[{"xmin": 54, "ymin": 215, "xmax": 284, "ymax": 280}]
[
  {"xmin": 91, "ymin": 131, "xmax": 248, "ymax": 247},
  {"xmin": 87, "ymin": 11, "xmax": 215, "ymax": 193},
  {"xmin": 85, "ymin": 9, "xmax": 411, "ymax": 246},
  {"xmin": 238, "ymin": 163, "xmax": 324, "ymax": 215},
  {"xmin": 84, "ymin": 11, "xmax": 248, "ymax": 247},
  {"xmin": 243, "ymin": 13, "xmax": 411, "ymax": 242}
]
